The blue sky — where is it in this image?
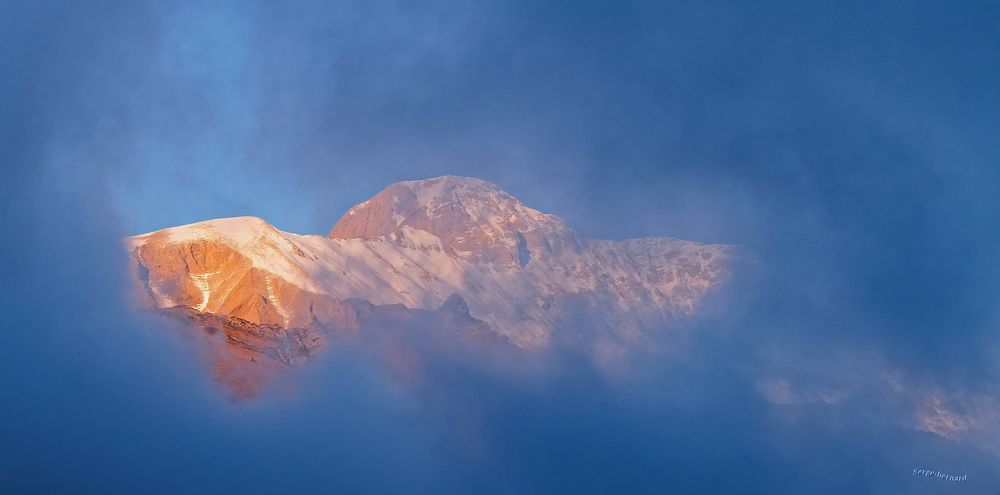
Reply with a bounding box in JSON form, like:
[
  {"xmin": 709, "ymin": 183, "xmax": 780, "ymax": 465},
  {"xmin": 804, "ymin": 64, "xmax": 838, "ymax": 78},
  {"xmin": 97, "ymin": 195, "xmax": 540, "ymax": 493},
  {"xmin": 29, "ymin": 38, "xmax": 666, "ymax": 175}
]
[
  {"xmin": 2, "ymin": 1, "xmax": 1000, "ymax": 493},
  {"xmin": 51, "ymin": 1, "xmax": 996, "ymax": 243}
]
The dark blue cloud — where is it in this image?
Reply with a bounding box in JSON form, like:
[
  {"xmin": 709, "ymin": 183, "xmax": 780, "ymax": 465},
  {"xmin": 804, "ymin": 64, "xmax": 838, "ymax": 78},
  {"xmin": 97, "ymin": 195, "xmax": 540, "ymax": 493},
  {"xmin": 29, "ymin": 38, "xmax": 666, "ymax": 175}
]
[{"xmin": 2, "ymin": 1, "xmax": 999, "ymax": 493}]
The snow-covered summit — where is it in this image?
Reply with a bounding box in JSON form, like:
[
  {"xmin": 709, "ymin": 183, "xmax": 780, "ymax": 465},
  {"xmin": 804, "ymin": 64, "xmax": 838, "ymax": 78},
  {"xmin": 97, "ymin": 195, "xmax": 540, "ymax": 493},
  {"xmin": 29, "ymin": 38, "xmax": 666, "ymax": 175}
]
[
  {"xmin": 129, "ymin": 216, "xmax": 274, "ymax": 244},
  {"xmin": 330, "ymin": 176, "xmax": 572, "ymax": 267}
]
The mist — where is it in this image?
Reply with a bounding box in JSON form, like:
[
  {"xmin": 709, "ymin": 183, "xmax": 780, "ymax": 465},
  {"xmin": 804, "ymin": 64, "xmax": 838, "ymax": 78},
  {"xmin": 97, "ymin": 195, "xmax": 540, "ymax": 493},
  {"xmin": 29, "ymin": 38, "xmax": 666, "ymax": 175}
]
[{"xmin": 2, "ymin": 1, "xmax": 999, "ymax": 493}]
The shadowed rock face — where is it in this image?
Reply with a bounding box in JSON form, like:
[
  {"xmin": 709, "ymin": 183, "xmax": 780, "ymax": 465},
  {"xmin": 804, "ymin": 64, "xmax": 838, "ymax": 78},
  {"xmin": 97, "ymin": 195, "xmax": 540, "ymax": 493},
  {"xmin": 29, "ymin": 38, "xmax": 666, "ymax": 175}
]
[{"xmin": 126, "ymin": 176, "xmax": 736, "ymax": 397}]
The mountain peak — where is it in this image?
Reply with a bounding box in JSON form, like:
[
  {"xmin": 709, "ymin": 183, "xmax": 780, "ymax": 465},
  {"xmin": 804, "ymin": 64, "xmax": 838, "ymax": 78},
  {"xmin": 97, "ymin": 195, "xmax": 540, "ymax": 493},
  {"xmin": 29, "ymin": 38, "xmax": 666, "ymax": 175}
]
[
  {"xmin": 400, "ymin": 174, "xmax": 502, "ymax": 193},
  {"xmin": 329, "ymin": 176, "xmax": 571, "ymax": 266},
  {"xmin": 126, "ymin": 175, "xmax": 735, "ymax": 395},
  {"xmin": 392, "ymin": 175, "xmax": 514, "ymax": 207}
]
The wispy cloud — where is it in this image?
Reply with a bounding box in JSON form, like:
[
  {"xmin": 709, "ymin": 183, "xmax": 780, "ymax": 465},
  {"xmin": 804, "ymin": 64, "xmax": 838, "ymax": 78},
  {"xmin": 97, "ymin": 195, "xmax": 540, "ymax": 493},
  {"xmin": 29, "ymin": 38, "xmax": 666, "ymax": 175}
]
[{"xmin": 2, "ymin": 1, "xmax": 999, "ymax": 493}]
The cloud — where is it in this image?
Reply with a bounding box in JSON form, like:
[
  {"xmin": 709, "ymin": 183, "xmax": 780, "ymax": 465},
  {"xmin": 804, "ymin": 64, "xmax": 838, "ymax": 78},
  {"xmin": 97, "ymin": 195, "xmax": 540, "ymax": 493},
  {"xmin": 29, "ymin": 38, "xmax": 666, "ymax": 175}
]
[{"xmin": 2, "ymin": 1, "xmax": 999, "ymax": 493}]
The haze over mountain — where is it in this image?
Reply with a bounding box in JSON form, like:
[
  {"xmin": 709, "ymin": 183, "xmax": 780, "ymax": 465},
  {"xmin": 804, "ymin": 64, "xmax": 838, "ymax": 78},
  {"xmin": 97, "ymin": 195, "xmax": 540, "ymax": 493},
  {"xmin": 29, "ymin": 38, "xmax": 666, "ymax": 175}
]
[{"xmin": 126, "ymin": 176, "xmax": 734, "ymax": 396}]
